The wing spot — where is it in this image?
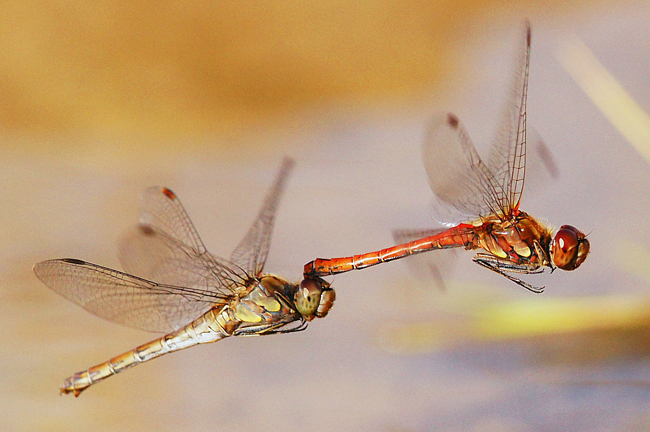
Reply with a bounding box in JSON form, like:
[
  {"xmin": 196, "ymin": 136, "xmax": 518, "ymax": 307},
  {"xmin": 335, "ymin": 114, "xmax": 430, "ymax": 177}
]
[
  {"xmin": 447, "ymin": 113, "xmax": 459, "ymax": 128},
  {"xmin": 137, "ymin": 224, "xmax": 156, "ymax": 236},
  {"xmin": 161, "ymin": 188, "xmax": 176, "ymax": 200},
  {"xmin": 62, "ymin": 258, "xmax": 86, "ymax": 265}
]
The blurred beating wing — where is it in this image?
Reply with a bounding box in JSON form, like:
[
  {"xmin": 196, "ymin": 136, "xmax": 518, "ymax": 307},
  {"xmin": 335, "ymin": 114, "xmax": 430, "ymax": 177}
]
[
  {"xmin": 422, "ymin": 112, "xmax": 502, "ymax": 220},
  {"xmin": 422, "ymin": 22, "xmax": 531, "ymax": 220},
  {"xmin": 118, "ymin": 187, "xmax": 250, "ymax": 300},
  {"xmin": 229, "ymin": 157, "xmax": 295, "ymax": 277},
  {"xmin": 34, "ymin": 258, "xmax": 233, "ymax": 333},
  {"xmin": 393, "ymin": 228, "xmax": 458, "ymax": 291}
]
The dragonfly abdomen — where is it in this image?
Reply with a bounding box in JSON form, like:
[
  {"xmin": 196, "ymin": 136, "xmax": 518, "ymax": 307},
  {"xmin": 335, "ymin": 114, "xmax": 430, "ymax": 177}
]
[
  {"xmin": 61, "ymin": 308, "xmax": 231, "ymax": 396},
  {"xmin": 406, "ymin": 227, "xmax": 477, "ymax": 252},
  {"xmin": 304, "ymin": 226, "xmax": 476, "ymax": 277}
]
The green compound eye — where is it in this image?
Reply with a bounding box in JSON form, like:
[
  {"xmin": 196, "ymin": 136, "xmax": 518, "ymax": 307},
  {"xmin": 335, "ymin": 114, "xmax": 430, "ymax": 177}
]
[{"xmin": 294, "ymin": 279, "xmax": 322, "ymax": 316}]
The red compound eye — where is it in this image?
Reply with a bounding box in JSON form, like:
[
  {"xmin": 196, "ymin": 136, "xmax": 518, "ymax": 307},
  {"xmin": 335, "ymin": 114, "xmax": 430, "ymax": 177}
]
[
  {"xmin": 551, "ymin": 225, "xmax": 590, "ymax": 271},
  {"xmin": 556, "ymin": 227, "xmax": 578, "ymax": 252}
]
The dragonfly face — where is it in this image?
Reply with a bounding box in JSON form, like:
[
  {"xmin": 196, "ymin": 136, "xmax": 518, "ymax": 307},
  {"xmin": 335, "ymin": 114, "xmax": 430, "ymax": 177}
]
[
  {"xmin": 294, "ymin": 278, "xmax": 335, "ymax": 321},
  {"xmin": 550, "ymin": 225, "xmax": 590, "ymax": 271}
]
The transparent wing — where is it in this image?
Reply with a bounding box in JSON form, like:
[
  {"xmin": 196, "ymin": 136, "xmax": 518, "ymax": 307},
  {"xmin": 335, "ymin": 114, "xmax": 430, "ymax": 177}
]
[
  {"xmin": 422, "ymin": 22, "xmax": 531, "ymax": 220},
  {"xmin": 138, "ymin": 187, "xmax": 209, "ymax": 255},
  {"xmin": 118, "ymin": 187, "xmax": 250, "ymax": 295},
  {"xmin": 393, "ymin": 228, "xmax": 458, "ymax": 291},
  {"xmin": 393, "ymin": 228, "xmax": 449, "ymax": 243},
  {"xmin": 486, "ymin": 22, "xmax": 531, "ymax": 213},
  {"xmin": 34, "ymin": 259, "xmax": 233, "ymax": 333},
  {"xmin": 229, "ymin": 157, "xmax": 295, "ymax": 277},
  {"xmin": 422, "ymin": 112, "xmax": 502, "ymax": 219},
  {"xmin": 118, "ymin": 225, "xmax": 249, "ymax": 296},
  {"xmin": 520, "ymin": 127, "xmax": 559, "ymax": 198}
]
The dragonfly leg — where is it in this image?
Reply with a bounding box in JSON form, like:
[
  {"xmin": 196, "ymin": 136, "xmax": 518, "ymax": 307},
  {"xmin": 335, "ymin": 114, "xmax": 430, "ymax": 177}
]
[
  {"xmin": 472, "ymin": 253, "xmax": 545, "ymax": 293},
  {"xmin": 234, "ymin": 318, "xmax": 308, "ymax": 336},
  {"xmin": 263, "ymin": 319, "xmax": 308, "ymax": 335}
]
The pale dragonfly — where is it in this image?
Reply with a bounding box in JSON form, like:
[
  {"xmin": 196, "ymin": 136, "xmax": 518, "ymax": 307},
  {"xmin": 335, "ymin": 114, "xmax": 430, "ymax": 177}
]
[{"xmin": 34, "ymin": 157, "xmax": 335, "ymax": 396}]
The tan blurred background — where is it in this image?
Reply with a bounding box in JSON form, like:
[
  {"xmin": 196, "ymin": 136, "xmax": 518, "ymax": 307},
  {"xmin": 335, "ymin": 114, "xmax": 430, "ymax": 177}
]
[
  {"xmin": 0, "ymin": 0, "xmax": 597, "ymax": 151},
  {"xmin": 3, "ymin": 1, "xmax": 650, "ymax": 431}
]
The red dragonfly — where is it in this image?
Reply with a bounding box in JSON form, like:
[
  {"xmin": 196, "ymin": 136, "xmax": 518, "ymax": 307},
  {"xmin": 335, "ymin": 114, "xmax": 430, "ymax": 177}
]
[
  {"xmin": 304, "ymin": 24, "xmax": 589, "ymax": 293},
  {"xmin": 34, "ymin": 158, "xmax": 335, "ymax": 396}
]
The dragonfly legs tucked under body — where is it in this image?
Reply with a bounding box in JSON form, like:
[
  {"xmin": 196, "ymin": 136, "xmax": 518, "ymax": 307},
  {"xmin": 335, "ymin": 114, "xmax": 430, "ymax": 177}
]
[{"xmin": 472, "ymin": 253, "xmax": 547, "ymax": 293}]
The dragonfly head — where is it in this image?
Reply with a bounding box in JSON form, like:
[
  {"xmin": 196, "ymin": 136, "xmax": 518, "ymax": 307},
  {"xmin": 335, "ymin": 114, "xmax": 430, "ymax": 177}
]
[
  {"xmin": 550, "ymin": 225, "xmax": 590, "ymax": 271},
  {"xmin": 294, "ymin": 278, "xmax": 335, "ymax": 321}
]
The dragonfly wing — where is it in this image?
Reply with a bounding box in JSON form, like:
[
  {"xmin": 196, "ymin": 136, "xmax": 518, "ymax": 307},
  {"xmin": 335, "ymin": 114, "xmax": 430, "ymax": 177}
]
[
  {"xmin": 422, "ymin": 112, "xmax": 501, "ymax": 219},
  {"xmin": 119, "ymin": 186, "xmax": 250, "ymax": 296},
  {"xmin": 34, "ymin": 259, "xmax": 232, "ymax": 333},
  {"xmin": 519, "ymin": 127, "xmax": 559, "ymax": 197},
  {"xmin": 138, "ymin": 186, "xmax": 209, "ymax": 255},
  {"xmin": 118, "ymin": 224, "xmax": 249, "ymax": 296},
  {"xmin": 393, "ymin": 228, "xmax": 459, "ymax": 290},
  {"xmin": 393, "ymin": 228, "xmax": 449, "ymax": 243},
  {"xmin": 486, "ymin": 22, "xmax": 531, "ymax": 213},
  {"xmin": 229, "ymin": 157, "xmax": 295, "ymax": 277}
]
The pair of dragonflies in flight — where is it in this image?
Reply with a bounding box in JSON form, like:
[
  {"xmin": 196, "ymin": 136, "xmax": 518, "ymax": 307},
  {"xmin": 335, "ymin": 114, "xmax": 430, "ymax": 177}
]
[{"xmin": 34, "ymin": 23, "xmax": 589, "ymax": 396}]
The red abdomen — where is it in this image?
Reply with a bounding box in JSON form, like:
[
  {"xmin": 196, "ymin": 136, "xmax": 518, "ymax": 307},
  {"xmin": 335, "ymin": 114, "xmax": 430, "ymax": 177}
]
[{"xmin": 304, "ymin": 225, "xmax": 478, "ymax": 277}]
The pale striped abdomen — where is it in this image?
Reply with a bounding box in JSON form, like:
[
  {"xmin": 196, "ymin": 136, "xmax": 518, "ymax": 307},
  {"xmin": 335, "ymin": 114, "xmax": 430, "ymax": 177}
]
[
  {"xmin": 303, "ymin": 225, "xmax": 477, "ymax": 277},
  {"xmin": 61, "ymin": 307, "xmax": 232, "ymax": 396}
]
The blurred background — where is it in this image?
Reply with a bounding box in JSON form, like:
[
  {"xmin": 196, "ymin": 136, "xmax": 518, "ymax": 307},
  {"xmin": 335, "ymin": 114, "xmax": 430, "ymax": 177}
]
[{"xmin": 2, "ymin": 1, "xmax": 650, "ymax": 431}]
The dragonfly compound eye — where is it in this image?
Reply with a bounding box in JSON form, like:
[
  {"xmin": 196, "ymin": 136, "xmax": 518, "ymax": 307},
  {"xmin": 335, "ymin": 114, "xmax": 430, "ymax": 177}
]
[
  {"xmin": 551, "ymin": 225, "xmax": 590, "ymax": 271},
  {"xmin": 295, "ymin": 279, "xmax": 323, "ymax": 316}
]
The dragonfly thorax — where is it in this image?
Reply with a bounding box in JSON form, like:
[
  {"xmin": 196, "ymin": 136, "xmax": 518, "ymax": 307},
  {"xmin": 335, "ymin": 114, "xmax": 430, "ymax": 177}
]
[
  {"xmin": 231, "ymin": 276, "xmax": 288, "ymax": 325},
  {"xmin": 477, "ymin": 212, "xmax": 553, "ymax": 267},
  {"xmin": 249, "ymin": 275, "xmax": 335, "ymax": 323}
]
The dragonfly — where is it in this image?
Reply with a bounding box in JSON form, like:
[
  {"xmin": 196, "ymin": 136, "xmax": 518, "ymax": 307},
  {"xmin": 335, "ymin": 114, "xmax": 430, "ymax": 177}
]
[
  {"xmin": 34, "ymin": 157, "xmax": 335, "ymax": 396},
  {"xmin": 304, "ymin": 24, "xmax": 589, "ymax": 293}
]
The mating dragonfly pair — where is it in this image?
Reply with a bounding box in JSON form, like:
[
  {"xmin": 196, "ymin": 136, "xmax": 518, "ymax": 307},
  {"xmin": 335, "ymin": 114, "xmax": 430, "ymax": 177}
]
[{"xmin": 34, "ymin": 23, "xmax": 589, "ymax": 396}]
